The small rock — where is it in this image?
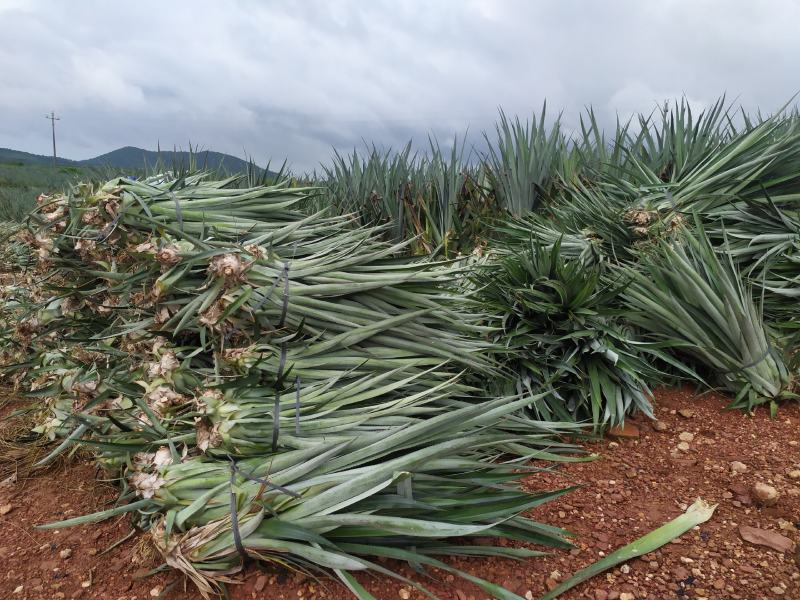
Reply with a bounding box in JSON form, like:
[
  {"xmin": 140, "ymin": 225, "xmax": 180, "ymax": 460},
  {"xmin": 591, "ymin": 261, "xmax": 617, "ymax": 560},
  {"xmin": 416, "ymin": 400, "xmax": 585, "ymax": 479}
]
[
  {"xmin": 398, "ymin": 588, "xmax": 411, "ymax": 600},
  {"xmin": 729, "ymin": 482, "xmax": 752, "ymax": 504},
  {"xmin": 524, "ymin": 592, "xmax": 534, "ymax": 600},
  {"xmin": 608, "ymin": 423, "xmax": 640, "ymax": 439},
  {"xmin": 608, "ymin": 441, "xmax": 619, "ymax": 449},
  {"xmin": 713, "ymin": 578, "xmax": 725, "ymax": 590},
  {"xmin": 619, "ymin": 594, "xmax": 635, "ymax": 600},
  {"xmin": 620, "ymin": 564, "xmax": 631, "ymax": 574},
  {"xmin": 771, "ymin": 586, "xmax": 785, "ymax": 595},
  {"xmin": 678, "ymin": 408, "xmax": 695, "ymax": 418},
  {"xmin": 59, "ymin": 549, "xmax": 72, "ymax": 559},
  {"xmin": 0, "ymin": 504, "xmax": 13, "ymax": 515},
  {"xmin": 13, "ymin": 586, "xmax": 23, "ymax": 594},
  {"xmin": 752, "ymin": 482, "xmax": 780, "ymax": 506},
  {"xmin": 455, "ymin": 591, "xmax": 467, "ymax": 600},
  {"xmin": 730, "ymin": 461, "xmax": 748, "ymax": 474},
  {"xmin": 787, "ymin": 470, "xmax": 800, "ymax": 480},
  {"xmin": 672, "ymin": 566, "xmax": 690, "ymax": 580},
  {"xmin": 677, "ymin": 441, "xmax": 691, "ymax": 452},
  {"xmin": 254, "ymin": 575, "xmax": 268, "ymax": 592},
  {"xmin": 652, "ymin": 420, "xmax": 668, "ymax": 432},
  {"xmin": 545, "ymin": 578, "xmax": 558, "ymax": 591},
  {"xmin": 625, "ymin": 470, "xmax": 638, "ymax": 479},
  {"xmin": 594, "ymin": 591, "xmax": 609, "ymax": 600},
  {"xmin": 149, "ymin": 587, "xmax": 162, "ymax": 597},
  {"xmin": 678, "ymin": 431, "xmax": 695, "ymax": 442},
  {"xmin": 739, "ymin": 525, "xmax": 794, "ymax": 552}
]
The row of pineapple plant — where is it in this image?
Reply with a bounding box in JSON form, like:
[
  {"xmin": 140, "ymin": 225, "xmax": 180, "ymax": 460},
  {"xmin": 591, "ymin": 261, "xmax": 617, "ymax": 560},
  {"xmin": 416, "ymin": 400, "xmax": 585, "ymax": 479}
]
[
  {"xmin": 318, "ymin": 96, "xmax": 800, "ymax": 419},
  {"xmin": 0, "ymin": 175, "xmax": 582, "ymax": 599}
]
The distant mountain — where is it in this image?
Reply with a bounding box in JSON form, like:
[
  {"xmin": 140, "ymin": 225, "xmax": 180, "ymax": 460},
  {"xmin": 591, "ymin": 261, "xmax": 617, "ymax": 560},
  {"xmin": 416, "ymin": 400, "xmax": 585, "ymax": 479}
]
[
  {"xmin": 0, "ymin": 146, "xmax": 265, "ymax": 174},
  {"xmin": 0, "ymin": 147, "xmax": 78, "ymax": 166},
  {"xmin": 82, "ymin": 146, "xmax": 260, "ymax": 173}
]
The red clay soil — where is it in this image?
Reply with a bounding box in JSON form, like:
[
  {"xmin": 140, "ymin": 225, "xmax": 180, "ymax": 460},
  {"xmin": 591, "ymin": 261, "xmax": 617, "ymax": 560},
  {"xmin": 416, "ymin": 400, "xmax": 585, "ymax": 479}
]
[{"xmin": 1, "ymin": 387, "xmax": 799, "ymax": 600}]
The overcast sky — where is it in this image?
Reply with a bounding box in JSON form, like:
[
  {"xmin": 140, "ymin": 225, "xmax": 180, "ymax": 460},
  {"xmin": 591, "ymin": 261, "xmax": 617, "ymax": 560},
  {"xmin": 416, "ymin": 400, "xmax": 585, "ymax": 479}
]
[{"xmin": 1, "ymin": 0, "xmax": 798, "ymax": 170}]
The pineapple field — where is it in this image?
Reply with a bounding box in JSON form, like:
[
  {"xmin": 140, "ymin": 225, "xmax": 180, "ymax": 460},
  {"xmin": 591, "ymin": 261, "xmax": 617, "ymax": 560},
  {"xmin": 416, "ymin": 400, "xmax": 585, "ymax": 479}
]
[{"xmin": 1, "ymin": 98, "xmax": 799, "ymax": 599}]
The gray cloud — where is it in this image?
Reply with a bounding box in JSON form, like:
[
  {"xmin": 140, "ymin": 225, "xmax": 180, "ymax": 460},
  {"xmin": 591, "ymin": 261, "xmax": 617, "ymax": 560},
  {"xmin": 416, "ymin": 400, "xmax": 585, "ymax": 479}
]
[{"xmin": 1, "ymin": 0, "xmax": 798, "ymax": 170}]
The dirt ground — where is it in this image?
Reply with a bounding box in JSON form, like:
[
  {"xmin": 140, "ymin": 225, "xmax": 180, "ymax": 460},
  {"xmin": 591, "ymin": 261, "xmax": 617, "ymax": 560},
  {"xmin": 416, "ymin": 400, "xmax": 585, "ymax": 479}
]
[{"xmin": 1, "ymin": 387, "xmax": 799, "ymax": 600}]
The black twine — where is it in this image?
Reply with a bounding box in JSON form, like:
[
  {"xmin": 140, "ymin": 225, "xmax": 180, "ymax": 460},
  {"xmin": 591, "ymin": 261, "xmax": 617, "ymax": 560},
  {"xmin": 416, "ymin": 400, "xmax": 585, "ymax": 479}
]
[
  {"xmin": 227, "ymin": 455, "xmax": 304, "ymax": 563},
  {"xmin": 720, "ymin": 342, "xmax": 775, "ymax": 375},
  {"xmin": 253, "ymin": 262, "xmax": 290, "ymax": 313},
  {"xmin": 272, "ymin": 342, "xmax": 288, "ymax": 452},
  {"xmin": 229, "ymin": 456, "xmax": 301, "ymax": 498},
  {"xmin": 278, "ymin": 261, "xmax": 291, "ymax": 328},
  {"xmin": 228, "ymin": 457, "xmax": 249, "ymax": 562},
  {"xmin": 294, "ymin": 375, "xmax": 302, "ymax": 436}
]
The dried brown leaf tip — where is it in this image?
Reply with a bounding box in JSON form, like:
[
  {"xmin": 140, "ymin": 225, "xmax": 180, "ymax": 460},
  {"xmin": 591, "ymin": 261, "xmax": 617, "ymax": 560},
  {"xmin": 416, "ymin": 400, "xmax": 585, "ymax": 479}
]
[{"xmin": 208, "ymin": 253, "xmax": 250, "ymax": 284}]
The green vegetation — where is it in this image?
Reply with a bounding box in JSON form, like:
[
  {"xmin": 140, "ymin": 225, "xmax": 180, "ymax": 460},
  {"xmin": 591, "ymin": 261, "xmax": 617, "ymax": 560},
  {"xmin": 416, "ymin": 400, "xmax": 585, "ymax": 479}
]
[
  {"xmin": 318, "ymin": 96, "xmax": 800, "ymax": 420},
  {"xmin": 0, "ymin": 162, "xmax": 89, "ymax": 220},
  {"xmin": 471, "ymin": 239, "xmax": 661, "ymax": 427},
  {"xmin": 1, "ymin": 95, "xmax": 799, "ymax": 598},
  {"xmin": 0, "ymin": 146, "xmax": 276, "ymax": 220},
  {"xmin": 1, "ymin": 176, "xmax": 579, "ymax": 598},
  {"xmin": 624, "ymin": 223, "xmax": 795, "ymax": 411}
]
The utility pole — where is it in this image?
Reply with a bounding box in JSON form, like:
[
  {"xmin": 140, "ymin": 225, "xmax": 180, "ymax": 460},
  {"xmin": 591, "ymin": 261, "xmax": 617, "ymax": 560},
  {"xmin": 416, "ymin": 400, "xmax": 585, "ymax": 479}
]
[{"xmin": 45, "ymin": 111, "xmax": 60, "ymax": 167}]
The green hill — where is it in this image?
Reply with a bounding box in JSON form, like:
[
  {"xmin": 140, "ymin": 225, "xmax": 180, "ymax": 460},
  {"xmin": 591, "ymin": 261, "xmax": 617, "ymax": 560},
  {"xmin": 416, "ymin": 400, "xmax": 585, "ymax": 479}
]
[
  {"xmin": 0, "ymin": 146, "xmax": 264, "ymax": 173},
  {"xmin": 0, "ymin": 148, "xmax": 78, "ymax": 167},
  {"xmin": 82, "ymin": 146, "xmax": 260, "ymax": 173},
  {"xmin": 0, "ymin": 146, "xmax": 273, "ymax": 220}
]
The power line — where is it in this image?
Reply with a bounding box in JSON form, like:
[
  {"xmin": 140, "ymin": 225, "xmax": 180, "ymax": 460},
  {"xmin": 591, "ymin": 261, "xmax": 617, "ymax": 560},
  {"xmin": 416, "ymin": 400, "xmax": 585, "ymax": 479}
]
[{"xmin": 45, "ymin": 111, "xmax": 60, "ymax": 167}]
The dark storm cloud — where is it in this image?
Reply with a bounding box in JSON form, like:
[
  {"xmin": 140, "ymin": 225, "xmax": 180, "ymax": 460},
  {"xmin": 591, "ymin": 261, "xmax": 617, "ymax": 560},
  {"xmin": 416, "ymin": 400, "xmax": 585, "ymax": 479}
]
[{"xmin": 1, "ymin": 0, "xmax": 798, "ymax": 170}]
